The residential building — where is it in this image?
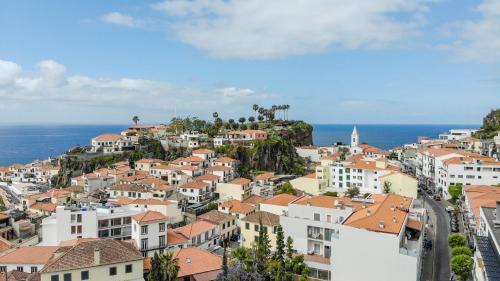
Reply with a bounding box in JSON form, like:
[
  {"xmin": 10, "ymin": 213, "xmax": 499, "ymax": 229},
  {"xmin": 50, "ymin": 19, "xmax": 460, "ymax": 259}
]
[
  {"xmin": 191, "ymin": 148, "xmax": 216, "ymax": 161},
  {"xmin": 216, "ymin": 178, "xmax": 252, "ymax": 201},
  {"xmin": 0, "ymin": 246, "xmax": 61, "ymax": 273},
  {"xmin": 108, "ymin": 184, "xmax": 152, "ymax": 200},
  {"xmin": 290, "ymin": 173, "xmax": 325, "ymax": 195},
  {"xmin": 174, "ymin": 248, "xmax": 222, "ymax": 281},
  {"xmin": 131, "ymin": 211, "xmax": 168, "ymax": 257},
  {"xmin": 39, "ymin": 239, "xmax": 144, "ymax": 281},
  {"xmin": 91, "ymin": 134, "xmax": 134, "ymax": 154},
  {"xmin": 438, "ymin": 129, "xmax": 478, "ymax": 141},
  {"xmin": 198, "ymin": 210, "xmax": 237, "ymax": 240},
  {"xmin": 259, "ymin": 193, "xmax": 300, "ymax": 216},
  {"xmin": 218, "ymin": 199, "xmax": 256, "ymax": 222},
  {"xmin": 179, "ymin": 181, "xmax": 212, "ymax": 204},
  {"xmin": 172, "ymin": 220, "xmax": 220, "ymax": 249},
  {"xmin": 474, "ymin": 203, "xmax": 500, "ymax": 281},
  {"xmin": 112, "ymin": 197, "xmax": 183, "ymax": 224},
  {"xmin": 462, "ymin": 185, "xmax": 500, "ymax": 235},
  {"xmin": 240, "ymin": 211, "xmax": 280, "ymax": 250},
  {"xmin": 214, "ymin": 130, "xmax": 268, "ymax": 146}
]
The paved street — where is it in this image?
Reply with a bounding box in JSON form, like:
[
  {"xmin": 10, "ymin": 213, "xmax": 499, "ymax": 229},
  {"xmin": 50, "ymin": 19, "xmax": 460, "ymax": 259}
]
[{"xmin": 422, "ymin": 195, "xmax": 451, "ymax": 281}]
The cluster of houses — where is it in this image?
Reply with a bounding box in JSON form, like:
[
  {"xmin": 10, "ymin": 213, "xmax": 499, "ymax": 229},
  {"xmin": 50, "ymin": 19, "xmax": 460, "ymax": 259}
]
[{"xmin": 0, "ymin": 124, "xmax": 498, "ymax": 281}]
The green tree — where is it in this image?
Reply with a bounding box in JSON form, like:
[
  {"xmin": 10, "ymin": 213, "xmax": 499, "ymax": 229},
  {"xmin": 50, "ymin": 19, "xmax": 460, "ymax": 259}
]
[
  {"xmin": 323, "ymin": 191, "xmax": 338, "ymax": 197},
  {"xmin": 383, "ymin": 181, "xmax": 392, "ymax": 194},
  {"xmin": 280, "ymin": 182, "xmax": 296, "ymax": 195},
  {"xmin": 448, "ymin": 233, "xmax": 468, "ymax": 248},
  {"xmin": 451, "ymin": 246, "xmax": 472, "ymax": 257},
  {"xmin": 448, "ymin": 183, "xmax": 463, "ymax": 202},
  {"xmin": 248, "ymin": 116, "xmax": 255, "ymax": 123},
  {"xmin": 238, "ymin": 117, "xmax": 246, "ymax": 124},
  {"xmin": 258, "ymin": 115, "xmax": 264, "ymax": 122},
  {"xmin": 450, "ymin": 254, "xmax": 473, "ymax": 281},
  {"xmin": 148, "ymin": 252, "xmax": 163, "ymax": 281},
  {"xmin": 213, "ymin": 112, "xmax": 219, "ymax": 119},
  {"xmin": 274, "ymin": 225, "xmax": 285, "ymax": 266},
  {"xmin": 148, "ymin": 251, "xmax": 179, "ymax": 281},
  {"xmin": 345, "ymin": 187, "xmax": 360, "ymax": 198},
  {"xmin": 255, "ymin": 218, "xmax": 271, "ymax": 277},
  {"xmin": 253, "ymin": 104, "xmax": 259, "ymax": 117},
  {"xmin": 231, "ymin": 247, "xmax": 253, "ymax": 271},
  {"xmin": 132, "ymin": 115, "xmax": 140, "ymax": 125},
  {"xmin": 285, "ymin": 236, "xmax": 294, "ymax": 259}
]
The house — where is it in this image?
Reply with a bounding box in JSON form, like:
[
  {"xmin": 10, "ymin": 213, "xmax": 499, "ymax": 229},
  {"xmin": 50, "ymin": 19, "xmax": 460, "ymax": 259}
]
[
  {"xmin": 134, "ymin": 159, "xmax": 164, "ymax": 172},
  {"xmin": 0, "ymin": 246, "xmax": 61, "ymax": 273},
  {"xmin": 179, "ymin": 181, "xmax": 212, "ymax": 205},
  {"xmin": 218, "ymin": 199, "xmax": 256, "ymax": 222},
  {"xmin": 131, "ymin": 211, "xmax": 167, "ymax": 257},
  {"xmin": 259, "ymin": 193, "xmax": 300, "ymax": 216},
  {"xmin": 91, "ymin": 134, "xmax": 134, "ymax": 154},
  {"xmin": 240, "ymin": 211, "xmax": 280, "ymax": 250},
  {"xmin": 379, "ymin": 171, "xmax": 418, "ymax": 199},
  {"xmin": 192, "ymin": 148, "xmax": 216, "ymax": 161},
  {"xmin": 216, "ymin": 178, "xmax": 252, "ymax": 201},
  {"xmin": 108, "ymin": 184, "xmax": 152, "ymax": 200},
  {"xmin": 39, "ymin": 239, "xmax": 144, "ymax": 281},
  {"xmin": 174, "ymin": 248, "xmax": 222, "ymax": 281},
  {"xmin": 474, "ymin": 202, "xmax": 500, "ymax": 281},
  {"xmin": 166, "ymin": 229, "xmax": 189, "ymax": 252},
  {"xmin": 205, "ymin": 166, "xmax": 233, "ymax": 182},
  {"xmin": 462, "ymin": 185, "xmax": 500, "ymax": 234},
  {"xmin": 172, "ymin": 220, "xmax": 219, "ymax": 249},
  {"xmin": 214, "ymin": 130, "xmax": 268, "ymax": 147},
  {"xmin": 198, "ymin": 210, "xmax": 237, "ymax": 241},
  {"xmin": 113, "ymin": 197, "xmax": 183, "ymax": 225},
  {"xmin": 438, "ymin": 129, "xmax": 478, "ymax": 141},
  {"xmin": 290, "ymin": 173, "xmax": 324, "ymax": 195}
]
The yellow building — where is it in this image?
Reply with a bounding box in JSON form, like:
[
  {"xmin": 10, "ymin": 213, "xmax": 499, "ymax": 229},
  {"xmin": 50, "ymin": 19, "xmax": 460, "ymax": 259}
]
[
  {"xmin": 40, "ymin": 239, "xmax": 144, "ymax": 281},
  {"xmin": 216, "ymin": 178, "xmax": 252, "ymax": 201},
  {"xmin": 290, "ymin": 173, "xmax": 326, "ymax": 195},
  {"xmin": 380, "ymin": 172, "xmax": 418, "ymax": 198},
  {"xmin": 240, "ymin": 211, "xmax": 280, "ymax": 251}
]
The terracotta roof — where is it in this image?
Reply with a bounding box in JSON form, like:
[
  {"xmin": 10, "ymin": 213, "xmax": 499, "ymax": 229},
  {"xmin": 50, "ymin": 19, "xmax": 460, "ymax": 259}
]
[
  {"xmin": 0, "ymin": 270, "xmax": 30, "ymax": 281},
  {"xmin": 198, "ymin": 210, "xmax": 235, "ymax": 224},
  {"xmin": 138, "ymin": 178, "xmax": 169, "ymax": 186},
  {"xmin": 346, "ymin": 160, "xmax": 400, "ymax": 171},
  {"xmin": 241, "ymin": 211, "xmax": 280, "ymax": 226},
  {"xmin": 443, "ymin": 156, "xmax": 500, "ymax": 166},
  {"xmin": 303, "ymin": 173, "xmax": 317, "ymax": 179},
  {"xmin": 167, "ymin": 229, "xmax": 188, "ymax": 246},
  {"xmin": 181, "ymin": 181, "xmax": 209, "ymax": 189},
  {"xmin": 463, "ymin": 185, "xmax": 500, "ymax": 226},
  {"xmin": 213, "ymin": 157, "xmax": 236, "ymax": 163},
  {"xmin": 93, "ymin": 134, "xmax": 123, "ymax": 141},
  {"xmin": 174, "ymin": 220, "xmax": 217, "ymax": 239},
  {"xmin": 261, "ymin": 194, "xmax": 299, "ymax": 207},
  {"xmin": 41, "ymin": 240, "xmax": 142, "ymax": 273},
  {"xmin": 172, "ymin": 156, "xmax": 205, "ymax": 164},
  {"xmin": 58, "ymin": 238, "xmax": 100, "ymax": 247},
  {"xmin": 0, "ymin": 246, "xmax": 60, "ymax": 264},
  {"xmin": 0, "ymin": 238, "xmax": 12, "ymax": 253},
  {"xmin": 132, "ymin": 211, "xmax": 167, "ymax": 224},
  {"xmin": 195, "ymin": 174, "xmax": 220, "ymax": 181},
  {"xmin": 241, "ymin": 195, "xmax": 266, "ymax": 205},
  {"xmin": 406, "ymin": 219, "xmax": 423, "ymax": 230},
  {"xmin": 255, "ymin": 172, "xmax": 274, "ymax": 181},
  {"xmin": 174, "ymin": 248, "xmax": 222, "ymax": 278},
  {"xmin": 28, "ymin": 202, "xmax": 57, "ymax": 213},
  {"xmin": 220, "ymin": 199, "xmax": 255, "ymax": 214},
  {"xmin": 192, "ymin": 148, "xmax": 215, "ymax": 154},
  {"xmin": 178, "ymin": 165, "xmax": 201, "ymax": 171},
  {"xmin": 229, "ymin": 178, "xmax": 250, "ymax": 185},
  {"xmin": 343, "ymin": 194, "xmax": 412, "ymax": 235}
]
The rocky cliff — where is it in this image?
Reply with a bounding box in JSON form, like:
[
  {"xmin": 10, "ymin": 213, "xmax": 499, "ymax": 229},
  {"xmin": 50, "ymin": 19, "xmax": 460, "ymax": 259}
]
[{"xmin": 474, "ymin": 109, "xmax": 500, "ymax": 139}]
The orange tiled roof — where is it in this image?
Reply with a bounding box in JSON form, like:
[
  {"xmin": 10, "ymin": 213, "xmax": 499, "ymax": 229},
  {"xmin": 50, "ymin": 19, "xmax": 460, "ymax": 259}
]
[
  {"xmin": 29, "ymin": 202, "xmax": 57, "ymax": 213},
  {"xmin": 206, "ymin": 166, "xmax": 231, "ymax": 171},
  {"xmin": 463, "ymin": 185, "xmax": 500, "ymax": 226},
  {"xmin": 195, "ymin": 174, "xmax": 220, "ymax": 181},
  {"xmin": 174, "ymin": 248, "xmax": 222, "ymax": 278},
  {"xmin": 167, "ymin": 229, "xmax": 188, "ymax": 246},
  {"xmin": 174, "ymin": 221, "xmax": 217, "ymax": 238},
  {"xmin": 230, "ymin": 178, "xmax": 250, "ymax": 185},
  {"xmin": 261, "ymin": 193, "xmax": 299, "ymax": 207},
  {"xmin": 220, "ymin": 199, "xmax": 255, "ymax": 214},
  {"xmin": 241, "ymin": 211, "xmax": 280, "ymax": 226},
  {"xmin": 213, "ymin": 157, "xmax": 236, "ymax": 163},
  {"xmin": 192, "ymin": 148, "xmax": 215, "ymax": 154},
  {"xmin": 182, "ymin": 181, "xmax": 209, "ymax": 189},
  {"xmin": 132, "ymin": 211, "xmax": 167, "ymax": 224},
  {"xmin": 93, "ymin": 134, "xmax": 123, "ymax": 141},
  {"xmin": 0, "ymin": 246, "xmax": 60, "ymax": 264},
  {"xmin": 255, "ymin": 172, "xmax": 274, "ymax": 181}
]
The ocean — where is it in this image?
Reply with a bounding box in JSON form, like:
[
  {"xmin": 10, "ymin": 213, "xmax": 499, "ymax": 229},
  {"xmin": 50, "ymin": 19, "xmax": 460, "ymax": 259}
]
[{"xmin": 0, "ymin": 124, "xmax": 478, "ymax": 166}]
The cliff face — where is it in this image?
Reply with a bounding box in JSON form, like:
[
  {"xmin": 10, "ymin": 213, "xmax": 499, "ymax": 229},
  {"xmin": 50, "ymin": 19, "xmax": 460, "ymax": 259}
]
[
  {"xmin": 275, "ymin": 121, "xmax": 314, "ymax": 146},
  {"xmin": 474, "ymin": 109, "xmax": 500, "ymax": 139}
]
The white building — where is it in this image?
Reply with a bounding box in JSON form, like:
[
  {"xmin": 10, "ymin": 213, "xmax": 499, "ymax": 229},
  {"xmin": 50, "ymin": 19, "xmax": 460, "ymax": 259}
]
[
  {"xmin": 0, "ymin": 246, "xmax": 61, "ymax": 274},
  {"xmin": 439, "ymin": 129, "xmax": 478, "ymax": 141},
  {"xmin": 131, "ymin": 211, "xmax": 167, "ymax": 257},
  {"xmin": 91, "ymin": 134, "xmax": 134, "ymax": 154},
  {"xmin": 40, "ymin": 204, "xmax": 145, "ymax": 246},
  {"xmin": 179, "ymin": 181, "xmax": 213, "ymax": 204}
]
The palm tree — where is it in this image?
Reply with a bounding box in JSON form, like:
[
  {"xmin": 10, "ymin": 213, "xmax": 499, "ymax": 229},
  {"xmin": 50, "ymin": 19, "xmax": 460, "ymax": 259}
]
[
  {"xmin": 238, "ymin": 117, "xmax": 246, "ymax": 124},
  {"xmin": 248, "ymin": 116, "xmax": 255, "ymax": 123},
  {"xmin": 258, "ymin": 115, "xmax": 264, "ymax": 122},
  {"xmin": 252, "ymin": 104, "xmax": 259, "ymax": 117},
  {"xmin": 132, "ymin": 116, "xmax": 140, "ymax": 125},
  {"xmin": 212, "ymin": 112, "xmax": 219, "ymax": 120},
  {"xmin": 228, "ymin": 118, "xmax": 235, "ymax": 124},
  {"xmin": 284, "ymin": 104, "xmax": 290, "ymax": 120},
  {"xmin": 148, "ymin": 252, "xmax": 179, "ymax": 281}
]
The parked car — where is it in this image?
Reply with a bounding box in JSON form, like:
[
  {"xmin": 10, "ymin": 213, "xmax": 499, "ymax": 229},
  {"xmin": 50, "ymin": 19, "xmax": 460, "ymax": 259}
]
[
  {"xmin": 451, "ymin": 224, "xmax": 459, "ymax": 232},
  {"xmin": 433, "ymin": 194, "xmax": 441, "ymax": 201}
]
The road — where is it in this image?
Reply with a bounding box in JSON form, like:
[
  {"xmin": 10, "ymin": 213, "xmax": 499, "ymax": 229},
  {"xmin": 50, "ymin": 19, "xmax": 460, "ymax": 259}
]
[{"xmin": 425, "ymin": 196, "xmax": 451, "ymax": 281}]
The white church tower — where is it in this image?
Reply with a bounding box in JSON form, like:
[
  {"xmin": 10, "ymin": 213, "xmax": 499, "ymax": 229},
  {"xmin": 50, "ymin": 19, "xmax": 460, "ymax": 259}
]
[{"xmin": 351, "ymin": 126, "xmax": 359, "ymax": 147}]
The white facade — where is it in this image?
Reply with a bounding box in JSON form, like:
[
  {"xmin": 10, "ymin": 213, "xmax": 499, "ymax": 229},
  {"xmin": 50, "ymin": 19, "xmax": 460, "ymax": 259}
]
[
  {"xmin": 132, "ymin": 217, "xmax": 167, "ymax": 257},
  {"xmin": 438, "ymin": 129, "xmax": 478, "ymax": 141}
]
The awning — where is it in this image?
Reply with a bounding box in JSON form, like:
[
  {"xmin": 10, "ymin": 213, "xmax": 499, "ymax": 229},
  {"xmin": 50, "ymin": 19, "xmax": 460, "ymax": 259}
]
[{"xmin": 406, "ymin": 219, "xmax": 423, "ymax": 231}]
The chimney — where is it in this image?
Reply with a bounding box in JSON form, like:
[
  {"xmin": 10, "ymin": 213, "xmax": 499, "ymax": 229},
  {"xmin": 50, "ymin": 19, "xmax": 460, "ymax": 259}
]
[
  {"xmin": 186, "ymin": 257, "xmax": 191, "ymax": 264},
  {"xmin": 94, "ymin": 248, "xmax": 100, "ymax": 265},
  {"xmin": 379, "ymin": 220, "xmax": 385, "ymax": 229},
  {"xmin": 367, "ymin": 210, "xmax": 371, "ymax": 217},
  {"xmin": 390, "ymin": 205, "xmax": 395, "ymax": 211}
]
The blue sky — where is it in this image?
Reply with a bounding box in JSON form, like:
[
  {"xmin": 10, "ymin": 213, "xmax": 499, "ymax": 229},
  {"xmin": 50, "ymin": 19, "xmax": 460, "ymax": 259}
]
[{"xmin": 0, "ymin": 0, "xmax": 499, "ymax": 125}]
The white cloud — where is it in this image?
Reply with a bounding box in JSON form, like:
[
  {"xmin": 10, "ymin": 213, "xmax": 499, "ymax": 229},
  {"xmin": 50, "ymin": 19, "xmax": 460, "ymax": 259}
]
[
  {"xmin": 438, "ymin": 0, "xmax": 500, "ymax": 62},
  {"xmin": 0, "ymin": 59, "xmax": 273, "ymax": 123},
  {"xmin": 102, "ymin": 12, "xmax": 143, "ymax": 27},
  {"xmin": 153, "ymin": 0, "xmax": 433, "ymax": 59}
]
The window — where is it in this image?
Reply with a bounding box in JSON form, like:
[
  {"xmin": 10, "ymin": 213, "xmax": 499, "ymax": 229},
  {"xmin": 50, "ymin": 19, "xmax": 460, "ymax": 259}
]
[
  {"xmin": 98, "ymin": 229, "xmax": 109, "ymax": 237},
  {"xmin": 17, "ymin": 266, "xmax": 23, "ymax": 272},
  {"xmin": 159, "ymin": 235, "xmax": 165, "ymax": 248},
  {"xmin": 141, "ymin": 225, "xmax": 148, "ymax": 235},
  {"xmin": 159, "ymin": 223, "xmax": 166, "ymax": 232},
  {"xmin": 125, "ymin": 264, "xmax": 133, "ymax": 273},
  {"xmin": 63, "ymin": 273, "xmax": 72, "ymax": 281},
  {"xmin": 77, "ymin": 225, "xmax": 82, "ymax": 234},
  {"xmin": 141, "ymin": 238, "xmax": 148, "ymax": 250},
  {"xmin": 81, "ymin": 271, "xmax": 89, "ymax": 280},
  {"xmin": 254, "ymin": 224, "xmax": 259, "ymax": 232},
  {"xmin": 77, "ymin": 214, "xmax": 82, "ymax": 223},
  {"xmin": 112, "ymin": 218, "xmax": 122, "ymax": 226},
  {"xmin": 71, "ymin": 225, "xmax": 76, "ymax": 234},
  {"xmin": 31, "ymin": 266, "xmax": 37, "ymax": 273},
  {"xmin": 314, "ymin": 213, "xmax": 320, "ymax": 221},
  {"xmin": 111, "ymin": 228, "xmax": 121, "ymax": 236},
  {"xmin": 109, "ymin": 267, "xmax": 117, "ymax": 276},
  {"xmin": 98, "ymin": 219, "xmax": 109, "ymax": 228},
  {"xmin": 245, "ymin": 222, "xmax": 250, "ymax": 230},
  {"xmin": 123, "ymin": 217, "xmax": 131, "ymax": 224},
  {"xmin": 205, "ymin": 232, "xmax": 209, "ymax": 240},
  {"xmin": 0, "ymin": 266, "xmax": 6, "ymax": 272},
  {"xmin": 51, "ymin": 275, "xmax": 59, "ymax": 281}
]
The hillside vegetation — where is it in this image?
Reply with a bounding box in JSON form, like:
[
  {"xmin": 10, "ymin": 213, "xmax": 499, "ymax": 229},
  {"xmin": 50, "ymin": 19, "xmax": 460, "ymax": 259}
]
[{"xmin": 474, "ymin": 109, "xmax": 500, "ymax": 139}]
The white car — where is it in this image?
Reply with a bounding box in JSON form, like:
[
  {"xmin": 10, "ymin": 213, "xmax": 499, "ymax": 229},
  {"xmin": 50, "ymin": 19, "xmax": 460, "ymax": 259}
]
[{"xmin": 446, "ymin": 206, "xmax": 455, "ymax": 212}]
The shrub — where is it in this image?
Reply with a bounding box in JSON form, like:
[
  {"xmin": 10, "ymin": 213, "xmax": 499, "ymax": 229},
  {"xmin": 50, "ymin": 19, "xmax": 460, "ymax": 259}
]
[
  {"xmin": 450, "ymin": 254, "xmax": 473, "ymax": 281},
  {"xmin": 451, "ymin": 246, "xmax": 472, "ymax": 257},
  {"xmin": 448, "ymin": 234, "xmax": 467, "ymax": 248}
]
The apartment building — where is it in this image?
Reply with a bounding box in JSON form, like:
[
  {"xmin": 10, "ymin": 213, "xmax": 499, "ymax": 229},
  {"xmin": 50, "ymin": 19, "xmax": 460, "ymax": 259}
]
[
  {"xmin": 179, "ymin": 181, "xmax": 212, "ymax": 204},
  {"xmin": 0, "ymin": 246, "xmax": 61, "ymax": 274},
  {"xmin": 90, "ymin": 134, "xmax": 134, "ymax": 154},
  {"xmin": 240, "ymin": 211, "xmax": 280, "ymax": 250},
  {"xmin": 198, "ymin": 210, "xmax": 237, "ymax": 240},
  {"xmin": 131, "ymin": 211, "xmax": 167, "ymax": 257},
  {"xmin": 40, "ymin": 205, "xmax": 145, "ymax": 246},
  {"xmin": 172, "ymin": 220, "xmax": 220, "ymax": 249},
  {"xmin": 474, "ymin": 203, "xmax": 500, "ymax": 281},
  {"xmin": 216, "ymin": 178, "xmax": 252, "ymax": 201}
]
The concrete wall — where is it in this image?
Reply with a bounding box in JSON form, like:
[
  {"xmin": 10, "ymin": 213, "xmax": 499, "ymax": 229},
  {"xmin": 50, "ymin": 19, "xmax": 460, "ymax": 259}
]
[{"xmin": 40, "ymin": 260, "xmax": 144, "ymax": 281}]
